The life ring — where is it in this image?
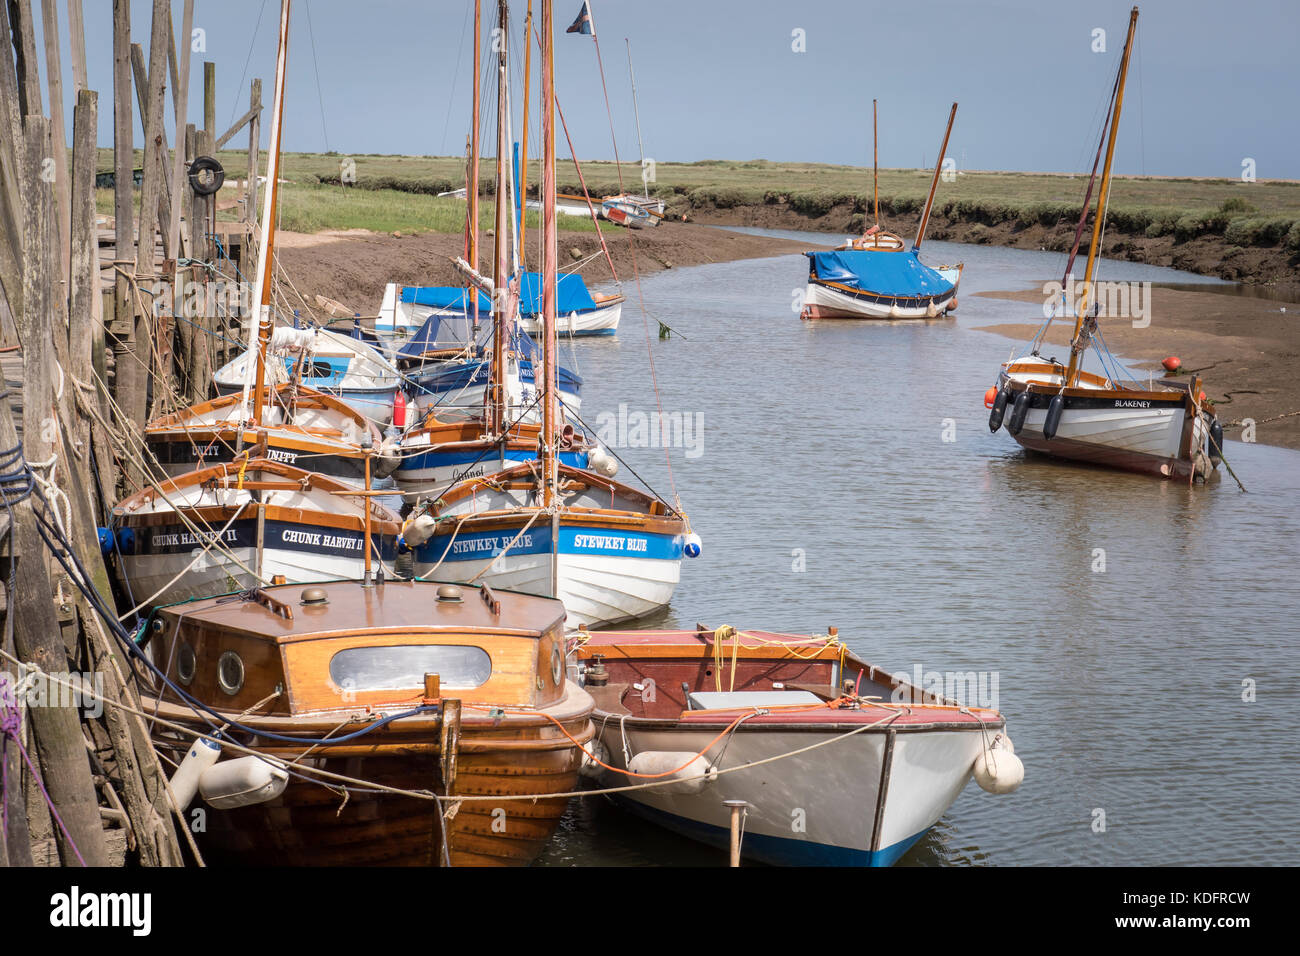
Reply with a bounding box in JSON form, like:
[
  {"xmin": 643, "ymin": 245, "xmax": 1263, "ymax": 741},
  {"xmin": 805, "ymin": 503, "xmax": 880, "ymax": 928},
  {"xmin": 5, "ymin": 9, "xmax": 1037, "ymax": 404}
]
[{"xmin": 188, "ymin": 155, "xmax": 225, "ymax": 196}]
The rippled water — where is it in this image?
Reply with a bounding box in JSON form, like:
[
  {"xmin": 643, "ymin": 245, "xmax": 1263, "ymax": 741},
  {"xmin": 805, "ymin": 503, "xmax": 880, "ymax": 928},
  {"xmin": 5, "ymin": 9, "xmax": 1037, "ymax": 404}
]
[{"xmin": 537, "ymin": 231, "xmax": 1300, "ymax": 866}]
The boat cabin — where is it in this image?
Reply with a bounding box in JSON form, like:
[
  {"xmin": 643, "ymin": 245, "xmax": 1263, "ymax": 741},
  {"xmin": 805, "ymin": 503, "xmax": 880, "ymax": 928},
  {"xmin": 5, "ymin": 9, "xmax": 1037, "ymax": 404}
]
[{"xmin": 149, "ymin": 580, "xmax": 571, "ymax": 717}]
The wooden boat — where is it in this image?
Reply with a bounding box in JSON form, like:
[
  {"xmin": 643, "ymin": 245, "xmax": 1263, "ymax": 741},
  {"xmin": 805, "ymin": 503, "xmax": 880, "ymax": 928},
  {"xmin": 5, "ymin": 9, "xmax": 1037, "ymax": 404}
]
[
  {"xmin": 801, "ymin": 101, "xmax": 961, "ymax": 320},
  {"xmin": 802, "ymin": 250, "xmax": 961, "ymax": 319},
  {"xmin": 111, "ymin": 458, "xmax": 399, "ymax": 606},
  {"xmin": 988, "ymin": 7, "xmax": 1222, "ymax": 482},
  {"xmin": 404, "ymin": 16, "xmax": 698, "ymax": 628},
  {"xmin": 214, "ymin": 326, "xmax": 402, "ymax": 427},
  {"xmin": 144, "ymin": 384, "xmax": 396, "ymax": 487},
  {"xmin": 392, "ymin": 411, "xmax": 611, "ymax": 502},
  {"xmin": 574, "ymin": 626, "xmax": 1021, "ymax": 866},
  {"xmin": 142, "ymin": 577, "xmax": 595, "ymax": 866},
  {"xmin": 409, "ymin": 462, "xmax": 688, "ymax": 627}
]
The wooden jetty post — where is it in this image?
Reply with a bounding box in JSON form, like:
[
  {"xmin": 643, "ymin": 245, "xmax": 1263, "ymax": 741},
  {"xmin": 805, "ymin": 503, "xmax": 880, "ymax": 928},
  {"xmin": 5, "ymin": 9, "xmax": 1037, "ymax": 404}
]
[
  {"xmin": 723, "ymin": 799, "xmax": 748, "ymax": 867},
  {"xmin": 1, "ymin": 0, "xmax": 189, "ymax": 869}
]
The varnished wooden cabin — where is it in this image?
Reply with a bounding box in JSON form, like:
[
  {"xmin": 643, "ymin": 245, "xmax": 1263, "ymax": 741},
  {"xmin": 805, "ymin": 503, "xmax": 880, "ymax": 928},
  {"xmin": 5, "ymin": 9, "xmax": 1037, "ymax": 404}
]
[{"xmin": 142, "ymin": 579, "xmax": 594, "ymax": 866}]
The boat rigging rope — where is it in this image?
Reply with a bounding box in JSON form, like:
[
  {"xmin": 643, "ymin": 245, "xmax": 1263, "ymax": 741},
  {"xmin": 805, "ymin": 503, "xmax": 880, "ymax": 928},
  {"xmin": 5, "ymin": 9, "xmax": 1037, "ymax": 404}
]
[{"xmin": 4, "ymin": 649, "xmax": 916, "ymax": 805}]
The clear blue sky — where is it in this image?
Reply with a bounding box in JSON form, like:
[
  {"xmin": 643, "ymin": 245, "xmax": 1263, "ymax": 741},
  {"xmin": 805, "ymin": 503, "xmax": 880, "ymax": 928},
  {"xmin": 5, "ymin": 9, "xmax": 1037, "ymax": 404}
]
[{"xmin": 34, "ymin": 0, "xmax": 1300, "ymax": 178}]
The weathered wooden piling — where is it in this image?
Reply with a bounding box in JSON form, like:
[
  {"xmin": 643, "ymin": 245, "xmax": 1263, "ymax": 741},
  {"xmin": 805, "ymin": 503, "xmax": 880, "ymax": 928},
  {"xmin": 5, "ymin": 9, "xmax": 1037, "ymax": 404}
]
[{"xmin": 0, "ymin": 0, "xmax": 264, "ymax": 868}]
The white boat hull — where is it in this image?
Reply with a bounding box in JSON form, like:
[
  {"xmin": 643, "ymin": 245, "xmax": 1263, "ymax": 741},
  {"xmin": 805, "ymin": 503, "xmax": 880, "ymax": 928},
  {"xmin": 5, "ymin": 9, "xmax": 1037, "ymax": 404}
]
[
  {"xmin": 516, "ymin": 300, "xmax": 621, "ymax": 337},
  {"xmin": 118, "ymin": 545, "xmax": 383, "ymax": 607},
  {"xmin": 802, "ymin": 278, "xmax": 958, "ymax": 319},
  {"xmin": 996, "ymin": 363, "xmax": 1208, "ymax": 479},
  {"xmin": 414, "ymin": 525, "xmax": 683, "ymax": 628},
  {"xmin": 592, "ymin": 722, "xmax": 985, "ymax": 866}
]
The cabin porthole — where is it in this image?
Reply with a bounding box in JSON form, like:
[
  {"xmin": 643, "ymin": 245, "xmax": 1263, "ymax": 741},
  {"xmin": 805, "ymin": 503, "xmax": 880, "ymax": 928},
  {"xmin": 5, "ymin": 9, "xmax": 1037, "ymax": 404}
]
[
  {"xmin": 217, "ymin": 651, "xmax": 245, "ymax": 696},
  {"xmin": 551, "ymin": 646, "xmax": 564, "ymax": 685},
  {"xmin": 176, "ymin": 643, "xmax": 197, "ymax": 685}
]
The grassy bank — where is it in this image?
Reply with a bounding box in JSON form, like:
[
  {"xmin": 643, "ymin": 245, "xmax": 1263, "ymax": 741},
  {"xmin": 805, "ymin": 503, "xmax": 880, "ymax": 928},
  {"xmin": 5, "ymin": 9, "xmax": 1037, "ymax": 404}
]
[{"xmin": 95, "ymin": 149, "xmax": 1300, "ymax": 278}]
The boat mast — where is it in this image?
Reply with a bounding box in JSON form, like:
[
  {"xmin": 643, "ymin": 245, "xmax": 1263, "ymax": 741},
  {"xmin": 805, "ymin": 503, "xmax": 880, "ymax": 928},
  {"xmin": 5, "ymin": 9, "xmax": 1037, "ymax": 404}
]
[
  {"xmin": 490, "ymin": 0, "xmax": 510, "ymax": 433},
  {"xmin": 520, "ymin": 0, "xmax": 533, "ymax": 264},
  {"xmin": 541, "ymin": 0, "xmax": 557, "ymax": 509},
  {"xmin": 1066, "ymin": 6, "xmax": 1138, "ymax": 388},
  {"xmin": 627, "ymin": 38, "xmax": 646, "ymax": 197},
  {"xmin": 469, "ymin": 0, "xmax": 482, "ymax": 330},
  {"xmin": 912, "ymin": 102, "xmax": 956, "ymax": 253},
  {"xmin": 872, "ymin": 98, "xmax": 879, "ymax": 227},
  {"xmin": 243, "ymin": 0, "xmax": 291, "ymax": 428}
]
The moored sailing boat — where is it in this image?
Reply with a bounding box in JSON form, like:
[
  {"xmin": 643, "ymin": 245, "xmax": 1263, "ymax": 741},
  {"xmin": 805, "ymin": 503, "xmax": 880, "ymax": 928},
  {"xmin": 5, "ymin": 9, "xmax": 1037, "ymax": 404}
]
[
  {"xmin": 801, "ymin": 102, "xmax": 962, "ymax": 320},
  {"xmin": 405, "ymin": 0, "xmax": 698, "ymax": 627},
  {"xmin": 213, "ymin": 325, "xmax": 402, "ymax": 427},
  {"xmin": 111, "ymin": 458, "xmax": 399, "ymax": 606},
  {"xmin": 988, "ymin": 7, "xmax": 1222, "ymax": 481},
  {"xmin": 144, "ymin": 384, "xmax": 395, "ymax": 487},
  {"xmin": 133, "ymin": 4, "xmax": 594, "ymax": 871}
]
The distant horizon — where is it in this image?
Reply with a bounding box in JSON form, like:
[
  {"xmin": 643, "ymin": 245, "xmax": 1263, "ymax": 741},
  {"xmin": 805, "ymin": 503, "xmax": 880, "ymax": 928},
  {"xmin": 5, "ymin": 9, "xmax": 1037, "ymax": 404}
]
[
  {"xmin": 35, "ymin": 0, "xmax": 1300, "ymax": 181},
  {"xmin": 88, "ymin": 147, "xmax": 1300, "ymax": 186}
]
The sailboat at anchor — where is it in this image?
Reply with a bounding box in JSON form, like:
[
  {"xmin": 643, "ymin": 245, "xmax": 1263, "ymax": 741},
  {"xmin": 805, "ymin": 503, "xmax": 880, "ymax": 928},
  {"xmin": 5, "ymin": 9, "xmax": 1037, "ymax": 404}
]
[{"xmin": 987, "ymin": 6, "xmax": 1223, "ymax": 482}]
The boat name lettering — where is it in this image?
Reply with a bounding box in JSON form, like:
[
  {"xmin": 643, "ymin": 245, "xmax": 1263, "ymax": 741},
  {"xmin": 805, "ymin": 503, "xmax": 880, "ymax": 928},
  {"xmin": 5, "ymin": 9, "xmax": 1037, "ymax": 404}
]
[
  {"xmin": 452, "ymin": 533, "xmax": 534, "ymax": 555},
  {"xmin": 151, "ymin": 529, "xmax": 237, "ymax": 548},
  {"xmin": 280, "ymin": 529, "xmax": 361, "ymax": 550},
  {"xmin": 574, "ymin": 534, "xmax": 647, "ymax": 552},
  {"xmin": 1114, "ymin": 400, "xmax": 1151, "ymax": 408}
]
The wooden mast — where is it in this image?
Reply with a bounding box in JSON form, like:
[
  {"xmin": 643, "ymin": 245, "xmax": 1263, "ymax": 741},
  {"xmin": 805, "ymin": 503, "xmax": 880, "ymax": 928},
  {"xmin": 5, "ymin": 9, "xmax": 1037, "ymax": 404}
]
[
  {"xmin": 469, "ymin": 0, "xmax": 482, "ymax": 331},
  {"xmin": 872, "ymin": 98, "xmax": 879, "ymax": 226},
  {"xmin": 1066, "ymin": 6, "xmax": 1139, "ymax": 388},
  {"xmin": 520, "ymin": 0, "xmax": 533, "ymax": 264},
  {"xmin": 489, "ymin": 0, "xmax": 510, "ymax": 433},
  {"xmin": 245, "ymin": 0, "xmax": 291, "ymax": 428},
  {"xmin": 912, "ymin": 102, "xmax": 956, "ymax": 253},
  {"xmin": 540, "ymin": 0, "xmax": 557, "ymax": 509}
]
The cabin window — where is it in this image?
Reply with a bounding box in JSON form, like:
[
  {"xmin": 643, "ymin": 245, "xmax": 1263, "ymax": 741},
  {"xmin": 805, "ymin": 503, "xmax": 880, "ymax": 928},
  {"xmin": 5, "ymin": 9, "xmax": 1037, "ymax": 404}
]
[
  {"xmin": 176, "ymin": 643, "xmax": 196, "ymax": 685},
  {"xmin": 329, "ymin": 645, "xmax": 492, "ymax": 691},
  {"xmin": 217, "ymin": 651, "xmax": 245, "ymax": 695}
]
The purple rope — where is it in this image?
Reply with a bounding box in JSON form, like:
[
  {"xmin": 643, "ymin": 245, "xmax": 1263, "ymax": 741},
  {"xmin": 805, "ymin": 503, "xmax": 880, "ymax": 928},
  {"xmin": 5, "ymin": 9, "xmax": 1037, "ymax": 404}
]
[{"xmin": 0, "ymin": 672, "xmax": 88, "ymax": 866}]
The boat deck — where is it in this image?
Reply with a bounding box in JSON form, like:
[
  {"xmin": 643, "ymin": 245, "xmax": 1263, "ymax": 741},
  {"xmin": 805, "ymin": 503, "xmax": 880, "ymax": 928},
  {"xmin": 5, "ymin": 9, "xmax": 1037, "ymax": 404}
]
[{"xmin": 576, "ymin": 628, "xmax": 1002, "ymax": 728}]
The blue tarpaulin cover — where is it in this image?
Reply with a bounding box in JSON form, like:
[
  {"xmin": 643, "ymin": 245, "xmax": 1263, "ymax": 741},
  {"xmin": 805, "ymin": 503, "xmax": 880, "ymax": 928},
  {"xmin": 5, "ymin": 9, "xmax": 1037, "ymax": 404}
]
[
  {"xmin": 805, "ymin": 250, "xmax": 954, "ymax": 297},
  {"xmin": 401, "ymin": 286, "xmax": 492, "ymax": 312},
  {"xmin": 399, "ymin": 271, "xmax": 597, "ymax": 317}
]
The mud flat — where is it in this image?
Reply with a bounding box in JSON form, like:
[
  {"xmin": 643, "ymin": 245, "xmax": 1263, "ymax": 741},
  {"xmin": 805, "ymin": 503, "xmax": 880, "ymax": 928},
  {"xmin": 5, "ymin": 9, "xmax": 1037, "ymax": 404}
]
[{"xmin": 274, "ymin": 221, "xmax": 817, "ymax": 315}]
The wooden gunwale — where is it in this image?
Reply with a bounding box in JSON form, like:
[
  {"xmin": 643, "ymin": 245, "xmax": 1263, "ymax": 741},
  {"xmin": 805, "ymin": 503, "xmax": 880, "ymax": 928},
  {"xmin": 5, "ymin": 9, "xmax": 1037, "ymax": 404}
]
[
  {"xmin": 113, "ymin": 458, "xmax": 399, "ymax": 521},
  {"xmin": 435, "ymin": 509, "xmax": 684, "ymax": 537},
  {"xmin": 146, "ymin": 427, "xmax": 367, "ymax": 457}
]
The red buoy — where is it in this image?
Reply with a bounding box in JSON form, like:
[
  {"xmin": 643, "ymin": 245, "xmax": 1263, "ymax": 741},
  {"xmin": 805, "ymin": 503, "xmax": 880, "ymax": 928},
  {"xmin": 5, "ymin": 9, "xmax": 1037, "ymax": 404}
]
[
  {"xmin": 1161, "ymin": 356, "xmax": 1181, "ymax": 372},
  {"xmin": 392, "ymin": 390, "xmax": 407, "ymax": 428},
  {"xmin": 983, "ymin": 386, "xmax": 998, "ymax": 409}
]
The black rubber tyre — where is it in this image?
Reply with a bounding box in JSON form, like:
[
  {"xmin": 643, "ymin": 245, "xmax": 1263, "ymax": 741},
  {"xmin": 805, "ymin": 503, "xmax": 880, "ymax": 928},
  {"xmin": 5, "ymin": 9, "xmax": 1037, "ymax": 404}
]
[{"xmin": 188, "ymin": 155, "xmax": 225, "ymax": 196}]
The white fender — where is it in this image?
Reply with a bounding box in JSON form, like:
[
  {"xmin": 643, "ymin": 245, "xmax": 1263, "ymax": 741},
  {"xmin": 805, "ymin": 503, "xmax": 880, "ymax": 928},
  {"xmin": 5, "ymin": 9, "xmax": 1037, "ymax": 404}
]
[{"xmin": 628, "ymin": 751, "xmax": 717, "ymax": 795}]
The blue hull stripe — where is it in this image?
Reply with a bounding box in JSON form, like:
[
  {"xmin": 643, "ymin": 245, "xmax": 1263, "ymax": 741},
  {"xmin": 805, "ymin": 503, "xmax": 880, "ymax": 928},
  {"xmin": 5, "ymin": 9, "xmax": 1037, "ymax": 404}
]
[
  {"xmin": 416, "ymin": 524, "xmax": 683, "ymax": 563},
  {"xmin": 399, "ymin": 449, "xmax": 586, "ymax": 471},
  {"xmin": 615, "ymin": 798, "xmax": 929, "ymax": 867}
]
